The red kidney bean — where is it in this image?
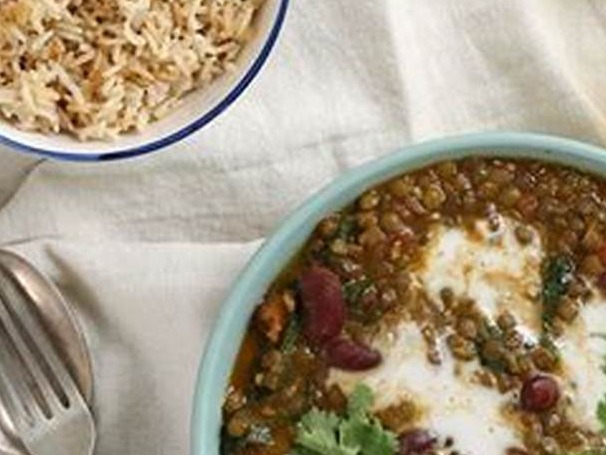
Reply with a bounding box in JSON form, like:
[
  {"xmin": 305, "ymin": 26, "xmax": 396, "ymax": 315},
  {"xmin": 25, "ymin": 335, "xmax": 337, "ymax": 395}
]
[
  {"xmin": 299, "ymin": 266, "xmax": 346, "ymax": 345},
  {"xmin": 326, "ymin": 338, "xmax": 382, "ymax": 371},
  {"xmin": 398, "ymin": 429, "xmax": 437, "ymax": 455},
  {"xmin": 520, "ymin": 374, "xmax": 560, "ymax": 412}
]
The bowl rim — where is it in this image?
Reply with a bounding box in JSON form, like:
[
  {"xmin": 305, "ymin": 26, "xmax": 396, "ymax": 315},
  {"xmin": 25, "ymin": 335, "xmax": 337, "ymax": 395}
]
[
  {"xmin": 190, "ymin": 131, "xmax": 606, "ymax": 455},
  {"xmin": 0, "ymin": 0, "xmax": 290, "ymax": 162}
]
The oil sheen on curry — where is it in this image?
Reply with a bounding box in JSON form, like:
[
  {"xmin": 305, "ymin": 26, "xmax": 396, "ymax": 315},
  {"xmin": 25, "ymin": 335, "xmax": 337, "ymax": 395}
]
[{"xmin": 221, "ymin": 158, "xmax": 606, "ymax": 455}]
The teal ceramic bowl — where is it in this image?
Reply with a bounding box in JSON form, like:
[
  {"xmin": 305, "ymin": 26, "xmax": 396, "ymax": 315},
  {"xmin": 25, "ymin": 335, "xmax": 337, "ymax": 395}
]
[{"xmin": 191, "ymin": 132, "xmax": 606, "ymax": 455}]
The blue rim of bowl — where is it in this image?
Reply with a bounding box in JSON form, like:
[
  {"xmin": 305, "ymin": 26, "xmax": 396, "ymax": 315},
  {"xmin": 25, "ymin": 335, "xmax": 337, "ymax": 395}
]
[
  {"xmin": 190, "ymin": 131, "xmax": 606, "ymax": 455},
  {"xmin": 0, "ymin": 0, "xmax": 290, "ymax": 162}
]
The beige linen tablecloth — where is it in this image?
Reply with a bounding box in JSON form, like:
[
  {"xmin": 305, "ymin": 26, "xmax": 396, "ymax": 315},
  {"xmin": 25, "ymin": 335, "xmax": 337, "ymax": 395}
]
[{"xmin": 1, "ymin": 1, "xmax": 606, "ymax": 453}]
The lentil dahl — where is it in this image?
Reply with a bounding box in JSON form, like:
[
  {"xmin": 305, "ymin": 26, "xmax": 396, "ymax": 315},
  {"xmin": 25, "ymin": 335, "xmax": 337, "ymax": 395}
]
[{"xmin": 221, "ymin": 158, "xmax": 606, "ymax": 455}]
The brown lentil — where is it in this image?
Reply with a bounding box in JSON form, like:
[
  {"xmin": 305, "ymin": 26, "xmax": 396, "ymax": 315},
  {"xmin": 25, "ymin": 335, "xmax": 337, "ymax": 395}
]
[
  {"xmin": 556, "ymin": 298, "xmax": 580, "ymax": 323},
  {"xmin": 497, "ymin": 311, "xmax": 517, "ymax": 331},
  {"xmin": 531, "ymin": 346, "xmax": 558, "ymax": 372},
  {"xmin": 447, "ymin": 334, "xmax": 477, "ymax": 361},
  {"xmin": 500, "ymin": 186, "xmax": 522, "ymax": 207},
  {"xmin": 359, "ymin": 225, "xmax": 387, "ymax": 247},
  {"xmin": 359, "ymin": 190, "xmax": 381, "ymax": 210},
  {"xmin": 375, "ymin": 400, "xmax": 418, "ymax": 433},
  {"xmin": 514, "ymin": 225, "xmax": 534, "ymax": 245},
  {"xmin": 380, "ymin": 211, "xmax": 404, "ymax": 233},
  {"xmin": 422, "ymin": 184, "xmax": 447, "ymax": 210},
  {"xmin": 456, "ymin": 317, "xmax": 478, "ymax": 340}
]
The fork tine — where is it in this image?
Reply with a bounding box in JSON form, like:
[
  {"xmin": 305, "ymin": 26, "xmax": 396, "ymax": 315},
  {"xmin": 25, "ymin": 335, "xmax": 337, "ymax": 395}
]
[
  {"xmin": 0, "ymin": 368, "xmax": 25, "ymax": 427},
  {"xmin": 0, "ymin": 349, "xmax": 32, "ymax": 429},
  {"xmin": 0, "ymin": 293, "xmax": 62, "ymax": 414},
  {"xmin": 0, "ymin": 274, "xmax": 80, "ymax": 406}
]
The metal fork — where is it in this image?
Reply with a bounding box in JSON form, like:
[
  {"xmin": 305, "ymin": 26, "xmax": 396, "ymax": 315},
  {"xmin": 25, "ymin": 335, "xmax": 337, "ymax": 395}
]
[{"xmin": 0, "ymin": 271, "xmax": 96, "ymax": 455}]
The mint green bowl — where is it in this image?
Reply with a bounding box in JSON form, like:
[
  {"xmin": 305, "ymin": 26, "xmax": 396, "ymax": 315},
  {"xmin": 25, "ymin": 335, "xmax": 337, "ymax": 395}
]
[{"xmin": 191, "ymin": 132, "xmax": 606, "ymax": 455}]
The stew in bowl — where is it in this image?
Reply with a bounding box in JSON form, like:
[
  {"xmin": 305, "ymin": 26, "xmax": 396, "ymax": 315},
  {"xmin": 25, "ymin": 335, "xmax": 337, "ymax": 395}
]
[{"xmin": 192, "ymin": 133, "xmax": 606, "ymax": 455}]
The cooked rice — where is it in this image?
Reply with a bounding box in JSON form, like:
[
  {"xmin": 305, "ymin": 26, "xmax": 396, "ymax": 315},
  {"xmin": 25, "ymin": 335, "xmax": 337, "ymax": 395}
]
[{"xmin": 0, "ymin": 0, "xmax": 265, "ymax": 140}]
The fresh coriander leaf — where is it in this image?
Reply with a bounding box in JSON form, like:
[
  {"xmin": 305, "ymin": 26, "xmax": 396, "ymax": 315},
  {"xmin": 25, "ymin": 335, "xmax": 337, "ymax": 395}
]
[
  {"xmin": 362, "ymin": 419, "xmax": 398, "ymax": 455},
  {"xmin": 298, "ymin": 408, "xmax": 340, "ymax": 443},
  {"xmin": 281, "ymin": 314, "xmax": 300, "ymax": 353},
  {"xmin": 340, "ymin": 417, "xmax": 397, "ymax": 455},
  {"xmin": 339, "ymin": 419, "xmax": 368, "ymax": 453},
  {"xmin": 291, "ymin": 447, "xmax": 321, "ymax": 455},
  {"xmin": 315, "ymin": 246, "xmax": 333, "ymax": 264},
  {"xmin": 347, "ymin": 384, "xmax": 374, "ymax": 419},
  {"xmin": 296, "ymin": 409, "xmax": 355, "ymax": 455},
  {"xmin": 336, "ymin": 216, "xmax": 357, "ymax": 241},
  {"xmin": 542, "ymin": 255, "xmax": 574, "ymax": 326},
  {"xmin": 539, "ymin": 333, "xmax": 561, "ymax": 363},
  {"xmin": 294, "ymin": 385, "xmax": 397, "ymax": 455},
  {"xmin": 343, "ymin": 279, "xmax": 373, "ymax": 306},
  {"xmin": 345, "ymin": 385, "xmax": 397, "ymax": 455}
]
